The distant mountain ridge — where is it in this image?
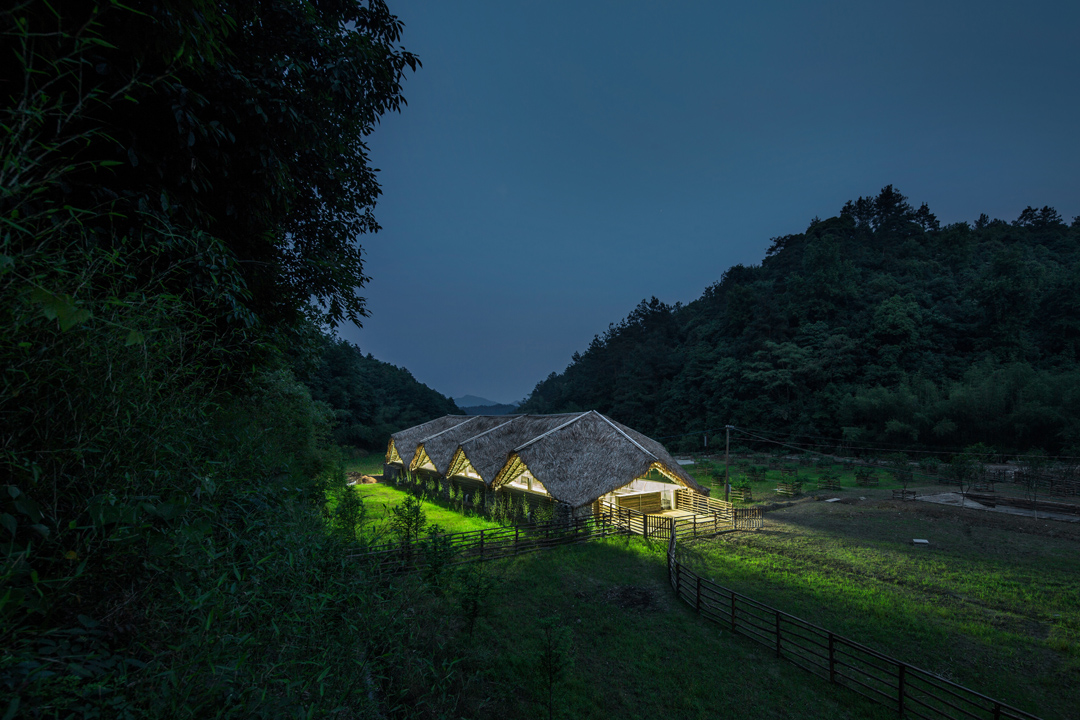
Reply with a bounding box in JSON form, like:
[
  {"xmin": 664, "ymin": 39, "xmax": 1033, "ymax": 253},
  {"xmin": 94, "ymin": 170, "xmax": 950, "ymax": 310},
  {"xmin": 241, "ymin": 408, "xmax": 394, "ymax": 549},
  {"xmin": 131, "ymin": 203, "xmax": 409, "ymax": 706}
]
[
  {"xmin": 454, "ymin": 394, "xmax": 519, "ymax": 408},
  {"xmin": 461, "ymin": 403, "xmax": 520, "ymax": 416}
]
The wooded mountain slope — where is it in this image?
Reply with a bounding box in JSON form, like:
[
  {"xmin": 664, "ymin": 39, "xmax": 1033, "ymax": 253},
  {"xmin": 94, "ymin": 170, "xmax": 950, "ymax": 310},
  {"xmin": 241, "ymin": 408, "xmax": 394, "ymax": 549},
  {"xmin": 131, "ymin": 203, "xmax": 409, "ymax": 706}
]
[
  {"xmin": 521, "ymin": 187, "xmax": 1080, "ymax": 455},
  {"xmin": 305, "ymin": 338, "xmax": 461, "ymax": 450}
]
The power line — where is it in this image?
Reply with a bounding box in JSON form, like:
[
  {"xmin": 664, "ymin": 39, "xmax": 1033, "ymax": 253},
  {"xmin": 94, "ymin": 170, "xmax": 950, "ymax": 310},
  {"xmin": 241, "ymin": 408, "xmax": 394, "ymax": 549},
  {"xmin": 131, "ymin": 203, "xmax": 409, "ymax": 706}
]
[{"xmin": 659, "ymin": 424, "xmax": 1080, "ymax": 462}]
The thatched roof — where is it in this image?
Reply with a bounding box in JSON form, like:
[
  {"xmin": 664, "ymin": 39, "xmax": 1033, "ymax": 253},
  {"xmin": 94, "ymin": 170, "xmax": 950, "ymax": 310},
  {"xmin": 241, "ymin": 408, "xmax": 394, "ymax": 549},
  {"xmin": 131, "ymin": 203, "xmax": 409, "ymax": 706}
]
[
  {"xmin": 389, "ymin": 411, "xmax": 704, "ymax": 509},
  {"xmin": 453, "ymin": 413, "xmax": 586, "ymax": 483},
  {"xmin": 386, "ymin": 415, "xmax": 473, "ymax": 466},
  {"xmin": 493, "ymin": 410, "xmax": 704, "ymax": 508},
  {"xmin": 411, "ymin": 415, "xmax": 524, "ymax": 474}
]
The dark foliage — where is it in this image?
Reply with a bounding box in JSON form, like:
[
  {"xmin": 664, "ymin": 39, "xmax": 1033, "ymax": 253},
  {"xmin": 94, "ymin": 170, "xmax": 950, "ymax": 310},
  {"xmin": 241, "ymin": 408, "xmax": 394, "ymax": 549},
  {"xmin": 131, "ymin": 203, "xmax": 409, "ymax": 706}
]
[
  {"xmin": 522, "ymin": 187, "xmax": 1080, "ymax": 455},
  {"xmin": 1, "ymin": 2, "xmax": 438, "ymax": 716},
  {"xmin": 1, "ymin": 0, "xmax": 418, "ymax": 339},
  {"xmin": 304, "ymin": 337, "xmax": 460, "ymax": 449}
]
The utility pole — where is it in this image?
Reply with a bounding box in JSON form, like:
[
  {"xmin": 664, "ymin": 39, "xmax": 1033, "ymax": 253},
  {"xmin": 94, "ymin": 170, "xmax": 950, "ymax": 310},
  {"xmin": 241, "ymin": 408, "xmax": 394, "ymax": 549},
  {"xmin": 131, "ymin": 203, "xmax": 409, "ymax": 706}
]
[{"xmin": 725, "ymin": 425, "xmax": 732, "ymax": 502}]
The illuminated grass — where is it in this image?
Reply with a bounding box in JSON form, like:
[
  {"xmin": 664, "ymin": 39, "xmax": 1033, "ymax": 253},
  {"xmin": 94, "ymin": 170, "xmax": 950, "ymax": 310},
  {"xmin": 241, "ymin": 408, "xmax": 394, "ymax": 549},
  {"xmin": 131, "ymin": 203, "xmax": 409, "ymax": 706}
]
[
  {"xmin": 678, "ymin": 498, "xmax": 1080, "ymax": 719},
  {"xmin": 353, "ymin": 481, "xmax": 502, "ymax": 536}
]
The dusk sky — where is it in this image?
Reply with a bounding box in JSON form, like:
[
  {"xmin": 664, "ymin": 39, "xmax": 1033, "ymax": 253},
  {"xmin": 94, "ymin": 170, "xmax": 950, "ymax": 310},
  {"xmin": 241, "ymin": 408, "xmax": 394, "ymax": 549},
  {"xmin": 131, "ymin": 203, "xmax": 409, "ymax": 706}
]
[{"xmin": 338, "ymin": 0, "xmax": 1080, "ymax": 405}]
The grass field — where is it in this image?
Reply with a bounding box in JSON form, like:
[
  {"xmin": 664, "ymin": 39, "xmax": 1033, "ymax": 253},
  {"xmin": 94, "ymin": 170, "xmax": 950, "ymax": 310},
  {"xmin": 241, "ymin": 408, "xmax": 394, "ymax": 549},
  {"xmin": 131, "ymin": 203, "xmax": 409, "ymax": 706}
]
[
  {"xmin": 340, "ymin": 449, "xmax": 1075, "ymax": 717},
  {"xmin": 376, "ymin": 486, "xmax": 1077, "ymax": 719},
  {"xmin": 416, "ymin": 536, "xmax": 893, "ymax": 720},
  {"xmin": 352, "ymin": 481, "xmax": 503, "ymax": 538}
]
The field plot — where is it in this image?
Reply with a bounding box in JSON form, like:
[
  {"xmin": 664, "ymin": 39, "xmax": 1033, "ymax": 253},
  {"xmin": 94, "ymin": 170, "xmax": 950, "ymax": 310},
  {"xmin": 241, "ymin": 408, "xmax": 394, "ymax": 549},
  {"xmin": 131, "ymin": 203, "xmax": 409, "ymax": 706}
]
[
  {"xmin": 678, "ymin": 458, "xmax": 923, "ymax": 505},
  {"xmin": 677, "ymin": 495, "xmax": 1080, "ymax": 719}
]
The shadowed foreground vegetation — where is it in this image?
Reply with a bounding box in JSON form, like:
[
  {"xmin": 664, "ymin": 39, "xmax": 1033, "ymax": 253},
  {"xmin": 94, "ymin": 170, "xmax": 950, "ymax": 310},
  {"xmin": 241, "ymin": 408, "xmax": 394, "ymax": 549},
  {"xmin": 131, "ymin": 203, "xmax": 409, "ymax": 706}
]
[{"xmin": 340, "ymin": 491, "xmax": 1075, "ymax": 720}]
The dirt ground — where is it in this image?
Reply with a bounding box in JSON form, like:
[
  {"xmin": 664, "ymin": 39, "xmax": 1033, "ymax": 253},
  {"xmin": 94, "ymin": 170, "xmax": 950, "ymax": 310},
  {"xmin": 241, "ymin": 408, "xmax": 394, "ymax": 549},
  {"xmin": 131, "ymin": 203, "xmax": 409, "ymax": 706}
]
[{"xmin": 793, "ymin": 484, "xmax": 1080, "ymax": 542}]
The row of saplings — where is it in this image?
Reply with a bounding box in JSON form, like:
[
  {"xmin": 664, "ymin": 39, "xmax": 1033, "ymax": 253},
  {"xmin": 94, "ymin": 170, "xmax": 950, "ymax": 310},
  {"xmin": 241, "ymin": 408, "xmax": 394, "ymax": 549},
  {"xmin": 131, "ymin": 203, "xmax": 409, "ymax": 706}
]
[
  {"xmin": 389, "ymin": 470, "xmax": 558, "ymax": 526},
  {"xmin": 689, "ymin": 447, "xmax": 1035, "ymax": 501}
]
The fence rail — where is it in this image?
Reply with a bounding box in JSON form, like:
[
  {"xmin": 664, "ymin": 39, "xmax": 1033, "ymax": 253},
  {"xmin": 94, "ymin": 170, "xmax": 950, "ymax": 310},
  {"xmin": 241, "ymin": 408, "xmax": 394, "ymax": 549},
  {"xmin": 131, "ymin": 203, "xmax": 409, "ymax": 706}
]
[
  {"xmin": 351, "ymin": 492, "xmax": 766, "ymax": 573},
  {"xmin": 599, "ymin": 498, "xmax": 738, "ymax": 539},
  {"xmin": 348, "ymin": 513, "xmax": 622, "ymax": 571},
  {"xmin": 665, "ymin": 534, "xmax": 1041, "ymax": 720}
]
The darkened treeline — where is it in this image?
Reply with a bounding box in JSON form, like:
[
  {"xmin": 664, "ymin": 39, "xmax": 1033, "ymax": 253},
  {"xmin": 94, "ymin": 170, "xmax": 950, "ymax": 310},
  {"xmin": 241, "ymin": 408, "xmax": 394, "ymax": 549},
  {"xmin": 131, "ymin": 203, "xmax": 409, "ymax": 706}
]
[
  {"xmin": 0, "ymin": 1, "xmax": 450, "ymax": 716},
  {"xmin": 304, "ymin": 338, "xmax": 460, "ymax": 450},
  {"xmin": 521, "ymin": 187, "xmax": 1080, "ymax": 456}
]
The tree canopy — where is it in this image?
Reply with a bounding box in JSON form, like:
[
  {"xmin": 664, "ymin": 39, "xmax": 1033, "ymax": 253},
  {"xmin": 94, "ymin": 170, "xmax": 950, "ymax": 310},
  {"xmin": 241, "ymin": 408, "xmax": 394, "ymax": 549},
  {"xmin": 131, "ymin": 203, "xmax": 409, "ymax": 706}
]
[
  {"xmin": 2, "ymin": 0, "xmax": 418, "ymax": 336},
  {"xmin": 521, "ymin": 187, "xmax": 1080, "ymax": 456}
]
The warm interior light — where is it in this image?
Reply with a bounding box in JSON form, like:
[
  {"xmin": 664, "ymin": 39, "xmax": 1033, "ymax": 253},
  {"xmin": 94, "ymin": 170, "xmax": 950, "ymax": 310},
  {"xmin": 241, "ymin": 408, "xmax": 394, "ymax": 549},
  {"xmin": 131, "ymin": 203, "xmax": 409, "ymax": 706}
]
[
  {"xmin": 447, "ymin": 448, "xmax": 482, "ymax": 480},
  {"xmin": 409, "ymin": 444, "xmax": 437, "ymax": 472},
  {"xmin": 386, "ymin": 439, "xmax": 402, "ymax": 465}
]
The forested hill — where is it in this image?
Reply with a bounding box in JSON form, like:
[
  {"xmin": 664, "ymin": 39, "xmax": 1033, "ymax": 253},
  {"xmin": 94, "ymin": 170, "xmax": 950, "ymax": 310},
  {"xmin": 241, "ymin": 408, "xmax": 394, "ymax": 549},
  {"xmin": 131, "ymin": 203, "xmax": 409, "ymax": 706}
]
[
  {"xmin": 520, "ymin": 187, "xmax": 1080, "ymax": 455},
  {"xmin": 305, "ymin": 339, "xmax": 460, "ymax": 450}
]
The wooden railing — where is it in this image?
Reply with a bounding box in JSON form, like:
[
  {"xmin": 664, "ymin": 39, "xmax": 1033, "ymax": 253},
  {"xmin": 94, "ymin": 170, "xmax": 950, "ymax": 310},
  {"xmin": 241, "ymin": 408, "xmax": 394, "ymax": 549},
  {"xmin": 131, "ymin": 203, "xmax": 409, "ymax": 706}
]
[
  {"xmin": 675, "ymin": 488, "xmax": 732, "ymax": 516},
  {"xmin": 600, "ymin": 497, "xmax": 742, "ymax": 539},
  {"xmin": 348, "ymin": 513, "xmax": 622, "ymax": 572},
  {"xmin": 734, "ymin": 506, "xmax": 763, "ymax": 530},
  {"xmin": 666, "ymin": 534, "xmax": 1041, "ymax": 720}
]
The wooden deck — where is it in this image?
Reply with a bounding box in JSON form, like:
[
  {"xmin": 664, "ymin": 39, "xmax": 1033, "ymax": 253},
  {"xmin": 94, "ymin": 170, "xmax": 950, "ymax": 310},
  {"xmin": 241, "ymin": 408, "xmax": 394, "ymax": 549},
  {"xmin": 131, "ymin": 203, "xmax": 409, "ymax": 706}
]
[{"xmin": 655, "ymin": 508, "xmax": 697, "ymax": 519}]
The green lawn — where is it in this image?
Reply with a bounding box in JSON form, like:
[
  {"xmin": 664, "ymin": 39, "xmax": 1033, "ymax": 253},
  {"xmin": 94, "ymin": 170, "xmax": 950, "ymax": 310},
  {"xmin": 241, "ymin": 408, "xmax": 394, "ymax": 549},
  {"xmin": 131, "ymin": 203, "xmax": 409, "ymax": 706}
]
[
  {"xmin": 336, "ymin": 451, "xmax": 1075, "ymax": 718},
  {"xmin": 352, "ymin": 481, "xmax": 503, "ymax": 539},
  {"xmin": 401, "ymin": 495, "xmax": 1077, "ymax": 719}
]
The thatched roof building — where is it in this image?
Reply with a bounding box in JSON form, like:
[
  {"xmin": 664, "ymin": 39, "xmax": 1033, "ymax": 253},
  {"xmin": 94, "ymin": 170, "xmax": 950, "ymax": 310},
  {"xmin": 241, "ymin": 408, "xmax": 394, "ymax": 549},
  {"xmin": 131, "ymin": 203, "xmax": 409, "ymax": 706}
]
[
  {"xmin": 492, "ymin": 411, "xmax": 702, "ymax": 508},
  {"xmin": 409, "ymin": 415, "xmax": 522, "ymax": 475},
  {"xmin": 386, "ymin": 415, "xmax": 473, "ymax": 467},
  {"xmin": 385, "ymin": 411, "xmax": 704, "ymax": 510},
  {"xmin": 445, "ymin": 413, "xmax": 584, "ymax": 484}
]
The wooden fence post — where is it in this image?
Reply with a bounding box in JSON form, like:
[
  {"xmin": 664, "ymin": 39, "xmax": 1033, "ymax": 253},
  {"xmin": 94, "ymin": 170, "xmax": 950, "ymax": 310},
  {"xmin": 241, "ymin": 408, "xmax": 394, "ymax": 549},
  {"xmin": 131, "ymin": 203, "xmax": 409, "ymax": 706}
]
[
  {"xmin": 730, "ymin": 592, "xmax": 736, "ymax": 633},
  {"xmin": 675, "ymin": 560, "xmax": 682, "ymax": 598},
  {"xmin": 514, "ymin": 525, "xmax": 519, "ymax": 554},
  {"xmin": 479, "ymin": 529, "xmax": 484, "ymax": 559},
  {"xmin": 828, "ymin": 633, "xmax": 836, "ymax": 683},
  {"xmin": 898, "ymin": 663, "xmax": 906, "ymax": 715},
  {"xmin": 695, "ymin": 576, "xmax": 701, "ymax": 612},
  {"xmin": 775, "ymin": 610, "xmax": 781, "ymax": 658}
]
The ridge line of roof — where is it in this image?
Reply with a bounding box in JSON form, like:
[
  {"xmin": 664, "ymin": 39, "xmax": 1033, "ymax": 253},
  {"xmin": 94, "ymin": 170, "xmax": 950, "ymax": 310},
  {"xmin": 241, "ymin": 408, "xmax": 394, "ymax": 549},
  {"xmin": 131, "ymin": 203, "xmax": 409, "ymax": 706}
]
[
  {"xmin": 511, "ymin": 411, "xmax": 589, "ymax": 452},
  {"xmin": 458, "ymin": 415, "xmax": 523, "ymax": 446},
  {"xmin": 594, "ymin": 411, "xmax": 658, "ymax": 460},
  {"xmin": 418, "ymin": 414, "xmax": 479, "ymax": 442}
]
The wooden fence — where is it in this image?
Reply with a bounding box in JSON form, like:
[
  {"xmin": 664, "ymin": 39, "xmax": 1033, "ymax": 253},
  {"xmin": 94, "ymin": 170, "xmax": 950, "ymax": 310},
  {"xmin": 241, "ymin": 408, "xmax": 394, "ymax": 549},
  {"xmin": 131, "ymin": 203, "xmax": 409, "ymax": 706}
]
[
  {"xmin": 675, "ymin": 488, "xmax": 732, "ymax": 516},
  {"xmin": 666, "ymin": 534, "xmax": 1041, "ymax": 720},
  {"xmin": 348, "ymin": 513, "xmax": 622, "ymax": 572},
  {"xmin": 599, "ymin": 495, "xmax": 763, "ymax": 538}
]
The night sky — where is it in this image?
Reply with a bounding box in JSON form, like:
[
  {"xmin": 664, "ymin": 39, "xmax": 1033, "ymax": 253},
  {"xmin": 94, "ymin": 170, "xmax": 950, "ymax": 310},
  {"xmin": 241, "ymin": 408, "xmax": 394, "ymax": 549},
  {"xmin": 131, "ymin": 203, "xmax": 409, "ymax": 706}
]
[{"xmin": 337, "ymin": 0, "xmax": 1080, "ymax": 405}]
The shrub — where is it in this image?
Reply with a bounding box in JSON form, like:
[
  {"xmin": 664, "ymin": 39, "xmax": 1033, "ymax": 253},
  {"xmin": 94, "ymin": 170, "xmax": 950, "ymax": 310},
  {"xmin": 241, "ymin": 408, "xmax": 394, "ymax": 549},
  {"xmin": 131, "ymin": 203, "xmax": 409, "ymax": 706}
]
[{"xmin": 390, "ymin": 495, "xmax": 428, "ymax": 545}]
